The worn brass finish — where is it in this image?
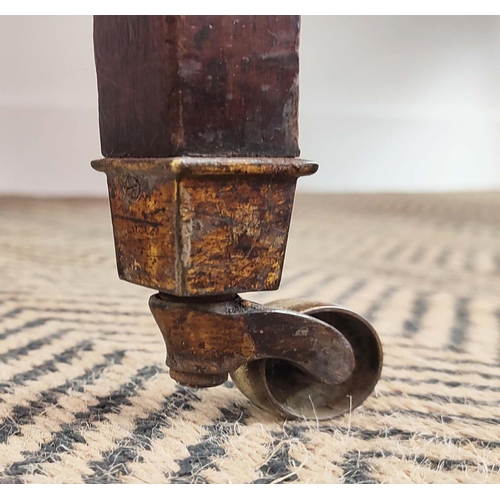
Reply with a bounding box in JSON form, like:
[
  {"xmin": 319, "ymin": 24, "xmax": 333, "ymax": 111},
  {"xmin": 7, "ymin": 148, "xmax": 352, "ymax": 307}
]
[
  {"xmin": 149, "ymin": 294, "xmax": 355, "ymax": 390},
  {"xmin": 92, "ymin": 157, "xmax": 383, "ymax": 420},
  {"xmin": 231, "ymin": 300, "xmax": 383, "ymax": 420},
  {"xmin": 92, "ymin": 158, "xmax": 317, "ymax": 297}
]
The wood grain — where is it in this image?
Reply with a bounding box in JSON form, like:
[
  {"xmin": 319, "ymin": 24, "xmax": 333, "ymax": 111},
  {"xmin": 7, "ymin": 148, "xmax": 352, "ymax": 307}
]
[{"xmin": 94, "ymin": 15, "xmax": 300, "ymax": 158}]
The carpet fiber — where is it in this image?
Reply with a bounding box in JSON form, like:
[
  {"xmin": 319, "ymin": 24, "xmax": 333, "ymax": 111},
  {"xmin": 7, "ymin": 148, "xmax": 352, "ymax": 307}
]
[{"xmin": 0, "ymin": 192, "xmax": 499, "ymax": 484}]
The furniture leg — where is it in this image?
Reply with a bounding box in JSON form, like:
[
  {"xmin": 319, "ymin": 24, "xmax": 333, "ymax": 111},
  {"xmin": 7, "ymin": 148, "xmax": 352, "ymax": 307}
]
[{"xmin": 91, "ymin": 15, "xmax": 382, "ymax": 419}]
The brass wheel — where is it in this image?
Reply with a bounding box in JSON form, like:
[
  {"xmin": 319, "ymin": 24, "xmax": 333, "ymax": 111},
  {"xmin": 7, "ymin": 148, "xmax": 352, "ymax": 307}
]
[{"xmin": 231, "ymin": 300, "xmax": 383, "ymax": 420}]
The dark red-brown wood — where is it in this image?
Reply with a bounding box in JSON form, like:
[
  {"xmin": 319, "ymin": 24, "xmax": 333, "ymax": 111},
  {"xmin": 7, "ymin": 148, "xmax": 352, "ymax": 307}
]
[{"xmin": 94, "ymin": 15, "xmax": 300, "ymax": 158}]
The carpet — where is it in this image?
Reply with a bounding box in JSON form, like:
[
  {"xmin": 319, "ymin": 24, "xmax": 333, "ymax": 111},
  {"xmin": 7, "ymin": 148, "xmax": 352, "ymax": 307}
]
[{"xmin": 0, "ymin": 192, "xmax": 499, "ymax": 484}]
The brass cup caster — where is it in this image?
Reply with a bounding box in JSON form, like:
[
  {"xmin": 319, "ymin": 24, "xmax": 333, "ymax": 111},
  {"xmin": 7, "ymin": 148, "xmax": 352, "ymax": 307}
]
[
  {"xmin": 93, "ymin": 157, "xmax": 384, "ymax": 420},
  {"xmin": 231, "ymin": 300, "xmax": 383, "ymax": 420}
]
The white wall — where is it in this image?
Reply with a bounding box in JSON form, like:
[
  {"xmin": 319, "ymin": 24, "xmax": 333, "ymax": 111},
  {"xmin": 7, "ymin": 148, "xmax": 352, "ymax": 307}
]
[
  {"xmin": 1, "ymin": 15, "xmax": 499, "ymax": 196},
  {"xmin": 299, "ymin": 16, "xmax": 500, "ymax": 192},
  {"xmin": 0, "ymin": 16, "xmax": 101, "ymax": 196}
]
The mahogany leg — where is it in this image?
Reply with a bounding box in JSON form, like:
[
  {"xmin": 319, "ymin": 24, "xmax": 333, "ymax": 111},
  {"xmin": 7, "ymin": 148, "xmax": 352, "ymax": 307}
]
[{"xmin": 91, "ymin": 15, "xmax": 382, "ymax": 419}]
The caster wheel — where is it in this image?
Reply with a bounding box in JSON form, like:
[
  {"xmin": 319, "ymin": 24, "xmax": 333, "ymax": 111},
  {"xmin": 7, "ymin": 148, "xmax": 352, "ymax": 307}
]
[{"xmin": 231, "ymin": 300, "xmax": 383, "ymax": 420}]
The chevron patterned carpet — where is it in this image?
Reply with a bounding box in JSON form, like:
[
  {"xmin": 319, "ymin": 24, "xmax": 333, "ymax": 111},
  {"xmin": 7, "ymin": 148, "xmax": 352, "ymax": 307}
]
[{"xmin": 0, "ymin": 192, "xmax": 499, "ymax": 484}]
